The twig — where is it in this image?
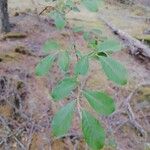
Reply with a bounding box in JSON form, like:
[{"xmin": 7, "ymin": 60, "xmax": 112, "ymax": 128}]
[
  {"xmin": 26, "ymin": 122, "xmax": 35, "ymax": 150},
  {"xmin": 123, "ymin": 82, "xmax": 150, "ymax": 105},
  {"xmin": 0, "ymin": 116, "xmax": 26, "ymax": 149},
  {"xmin": 126, "ymin": 103, "xmax": 147, "ymax": 137},
  {"xmin": 73, "ymin": 140, "xmax": 79, "ymax": 150},
  {"xmin": 52, "ymin": 133, "xmax": 82, "ymax": 141},
  {"xmin": 109, "ymin": 83, "xmax": 150, "ymax": 137},
  {"xmin": 122, "ymin": 83, "xmax": 150, "ymax": 137},
  {"xmin": 39, "ymin": 6, "xmax": 49, "ymax": 15},
  {"xmin": 66, "ymin": 26, "xmax": 83, "ymax": 119},
  {"xmin": 14, "ymin": 136, "xmax": 26, "ymax": 150},
  {"xmin": 76, "ymin": 85, "xmax": 82, "ymax": 119},
  {"xmin": 39, "ymin": 6, "xmax": 55, "ymax": 15}
]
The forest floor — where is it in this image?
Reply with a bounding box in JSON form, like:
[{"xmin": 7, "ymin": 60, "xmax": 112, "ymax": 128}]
[{"xmin": 0, "ymin": 1, "xmax": 150, "ymax": 150}]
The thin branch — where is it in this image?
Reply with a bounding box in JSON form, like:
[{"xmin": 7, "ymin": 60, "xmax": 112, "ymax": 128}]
[{"xmin": 121, "ymin": 83, "xmax": 150, "ymax": 137}]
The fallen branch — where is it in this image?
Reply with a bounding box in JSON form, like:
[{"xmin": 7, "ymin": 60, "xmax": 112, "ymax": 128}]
[
  {"xmin": 0, "ymin": 32, "xmax": 27, "ymax": 40},
  {"xmin": 122, "ymin": 83, "xmax": 150, "ymax": 137},
  {"xmin": 126, "ymin": 103, "xmax": 146, "ymax": 137},
  {"xmin": 13, "ymin": 45, "xmax": 49, "ymax": 58},
  {"xmin": 99, "ymin": 16, "xmax": 150, "ymax": 58},
  {"xmin": 129, "ymin": 15, "xmax": 150, "ymax": 22},
  {"xmin": 110, "ymin": 83, "xmax": 150, "ymax": 137}
]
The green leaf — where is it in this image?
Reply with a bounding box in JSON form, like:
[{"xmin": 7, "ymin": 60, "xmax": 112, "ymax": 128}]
[
  {"xmin": 83, "ymin": 90, "xmax": 115, "ymax": 115},
  {"xmin": 74, "ymin": 56, "xmax": 89, "ymax": 75},
  {"xmin": 43, "ymin": 40, "xmax": 60, "ymax": 52},
  {"xmin": 75, "ymin": 50, "xmax": 82, "ymax": 59},
  {"xmin": 65, "ymin": 0, "xmax": 80, "ymax": 12},
  {"xmin": 72, "ymin": 7, "xmax": 80, "ymax": 12},
  {"xmin": 82, "ymin": 0, "xmax": 101, "ymax": 12},
  {"xmin": 51, "ymin": 77, "xmax": 78, "ymax": 101},
  {"xmin": 99, "ymin": 56, "xmax": 127, "ymax": 85},
  {"xmin": 35, "ymin": 55, "xmax": 55, "ymax": 76},
  {"xmin": 91, "ymin": 28, "xmax": 102, "ymax": 36},
  {"xmin": 97, "ymin": 39, "xmax": 122, "ymax": 52},
  {"xmin": 52, "ymin": 12, "xmax": 66, "ymax": 29},
  {"xmin": 65, "ymin": 0, "xmax": 74, "ymax": 8},
  {"xmin": 58, "ymin": 51, "xmax": 70, "ymax": 72},
  {"xmin": 45, "ymin": 0, "xmax": 53, "ymax": 2},
  {"xmin": 73, "ymin": 26, "xmax": 84, "ymax": 33},
  {"xmin": 52, "ymin": 100, "xmax": 76, "ymax": 136},
  {"xmin": 88, "ymin": 39, "xmax": 98, "ymax": 49},
  {"xmin": 83, "ymin": 31, "xmax": 90, "ymax": 41},
  {"xmin": 82, "ymin": 110, "xmax": 105, "ymax": 150}
]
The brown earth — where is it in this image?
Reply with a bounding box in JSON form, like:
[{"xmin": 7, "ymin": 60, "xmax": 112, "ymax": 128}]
[{"xmin": 0, "ymin": 1, "xmax": 150, "ymax": 150}]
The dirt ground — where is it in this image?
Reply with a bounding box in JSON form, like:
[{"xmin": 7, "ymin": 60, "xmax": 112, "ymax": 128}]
[{"xmin": 0, "ymin": 1, "xmax": 150, "ymax": 150}]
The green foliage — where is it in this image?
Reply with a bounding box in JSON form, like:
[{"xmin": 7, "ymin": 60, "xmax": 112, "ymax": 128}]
[
  {"xmin": 75, "ymin": 50, "xmax": 83, "ymax": 58},
  {"xmin": 82, "ymin": 110, "xmax": 105, "ymax": 150},
  {"xmin": 35, "ymin": 55, "xmax": 55, "ymax": 76},
  {"xmin": 58, "ymin": 51, "xmax": 70, "ymax": 72},
  {"xmin": 51, "ymin": 77, "xmax": 78, "ymax": 101},
  {"xmin": 82, "ymin": 0, "xmax": 101, "ymax": 12},
  {"xmin": 65, "ymin": 0, "xmax": 80, "ymax": 12},
  {"xmin": 99, "ymin": 56, "xmax": 127, "ymax": 85},
  {"xmin": 83, "ymin": 90, "xmax": 115, "ymax": 115},
  {"xmin": 51, "ymin": 11, "xmax": 66, "ymax": 29},
  {"xmin": 96, "ymin": 39, "xmax": 122, "ymax": 52},
  {"xmin": 35, "ymin": 0, "xmax": 128, "ymax": 149},
  {"xmin": 82, "ymin": 29, "xmax": 102, "ymax": 42},
  {"xmin": 65, "ymin": 0, "xmax": 74, "ymax": 8},
  {"xmin": 52, "ymin": 100, "xmax": 76, "ymax": 136},
  {"xmin": 74, "ymin": 55, "xmax": 89, "ymax": 75},
  {"xmin": 43, "ymin": 40, "xmax": 60, "ymax": 52},
  {"xmin": 73, "ymin": 26, "xmax": 84, "ymax": 33}
]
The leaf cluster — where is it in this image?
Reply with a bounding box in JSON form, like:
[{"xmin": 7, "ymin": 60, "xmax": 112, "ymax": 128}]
[{"xmin": 35, "ymin": 0, "xmax": 127, "ymax": 149}]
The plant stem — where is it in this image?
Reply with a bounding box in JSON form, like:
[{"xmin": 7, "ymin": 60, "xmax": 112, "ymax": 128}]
[
  {"xmin": 76, "ymin": 85, "xmax": 82, "ymax": 119},
  {"xmin": 66, "ymin": 24, "xmax": 83, "ymax": 119}
]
